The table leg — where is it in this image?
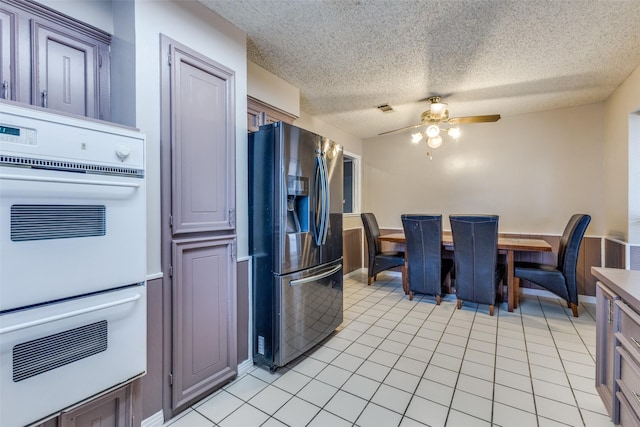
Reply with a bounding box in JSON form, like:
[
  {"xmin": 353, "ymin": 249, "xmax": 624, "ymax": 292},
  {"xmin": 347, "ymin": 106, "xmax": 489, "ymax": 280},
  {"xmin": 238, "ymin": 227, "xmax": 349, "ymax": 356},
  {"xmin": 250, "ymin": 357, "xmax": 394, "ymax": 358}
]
[
  {"xmin": 402, "ymin": 252, "xmax": 409, "ymax": 295},
  {"xmin": 507, "ymin": 250, "xmax": 515, "ymax": 312}
]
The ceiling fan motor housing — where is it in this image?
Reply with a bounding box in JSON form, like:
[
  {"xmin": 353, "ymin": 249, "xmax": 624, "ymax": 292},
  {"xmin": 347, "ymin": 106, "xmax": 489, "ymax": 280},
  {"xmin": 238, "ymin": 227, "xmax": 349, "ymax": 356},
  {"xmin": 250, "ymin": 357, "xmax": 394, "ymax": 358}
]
[{"xmin": 421, "ymin": 109, "xmax": 449, "ymax": 124}]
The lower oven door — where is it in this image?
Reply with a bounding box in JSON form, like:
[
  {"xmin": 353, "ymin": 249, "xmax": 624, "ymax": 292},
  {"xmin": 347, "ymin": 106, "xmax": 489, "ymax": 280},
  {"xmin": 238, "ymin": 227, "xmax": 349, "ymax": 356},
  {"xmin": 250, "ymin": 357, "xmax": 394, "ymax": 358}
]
[
  {"xmin": 0, "ymin": 284, "xmax": 146, "ymax": 427},
  {"xmin": 0, "ymin": 166, "xmax": 146, "ymax": 311}
]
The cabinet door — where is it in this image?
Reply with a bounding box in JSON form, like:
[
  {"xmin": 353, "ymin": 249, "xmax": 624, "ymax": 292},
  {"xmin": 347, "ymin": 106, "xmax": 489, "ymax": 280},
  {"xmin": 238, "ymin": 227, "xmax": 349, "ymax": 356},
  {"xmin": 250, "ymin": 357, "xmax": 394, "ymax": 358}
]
[
  {"xmin": 596, "ymin": 282, "xmax": 619, "ymax": 418},
  {"xmin": 0, "ymin": 7, "xmax": 16, "ymax": 100},
  {"xmin": 171, "ymin": 236, "xmax": 237, "ymax": 411},
  {"xmin": 32, "ymin": 20, "xmax": 98, "ymax": 117},
  {"xmin": 171, "ymin": 48, "xmax": 235, "ymax": 234},
  {"xmin": 60, "ymin": 385, "xmax": 130, "ymax": 427},
  {"xmin": 247, "ymin": 95, "xmax": 296, "ymax": 132}
]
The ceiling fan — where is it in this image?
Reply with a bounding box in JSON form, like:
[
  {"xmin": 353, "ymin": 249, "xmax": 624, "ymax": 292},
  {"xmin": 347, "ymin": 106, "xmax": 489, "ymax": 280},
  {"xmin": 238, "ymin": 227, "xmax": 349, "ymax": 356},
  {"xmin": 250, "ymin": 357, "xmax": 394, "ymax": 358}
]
[{"xmin": 378, "ymin": 96, "xmax": 501, "ymax": 150}]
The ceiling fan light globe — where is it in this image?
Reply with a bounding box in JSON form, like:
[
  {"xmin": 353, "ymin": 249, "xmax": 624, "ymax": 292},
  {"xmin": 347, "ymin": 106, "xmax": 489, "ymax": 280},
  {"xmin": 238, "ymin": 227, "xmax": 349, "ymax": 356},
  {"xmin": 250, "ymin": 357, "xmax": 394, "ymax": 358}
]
[
  {"xmin": 448, "ymin": 127, "xmax": 461, "ymax": 139},
  {"xmin": 426, "ymin": 124, "xmax": 440, "ymax": 138},
  {"xmin": 427, "ymin": 135, "xmax": 443, "ymax": 148},
  {"xmin": 411, "ymin": 132, "xmax": 423, "ymax": 144}
]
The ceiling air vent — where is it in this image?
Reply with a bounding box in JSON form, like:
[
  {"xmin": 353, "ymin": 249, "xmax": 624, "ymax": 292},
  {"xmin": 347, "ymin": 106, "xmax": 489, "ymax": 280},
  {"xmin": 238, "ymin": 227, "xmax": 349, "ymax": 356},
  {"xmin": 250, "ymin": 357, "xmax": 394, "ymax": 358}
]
[{"xmin": 376, "ymin": 104, "xmax": 394, "ymax": 113}]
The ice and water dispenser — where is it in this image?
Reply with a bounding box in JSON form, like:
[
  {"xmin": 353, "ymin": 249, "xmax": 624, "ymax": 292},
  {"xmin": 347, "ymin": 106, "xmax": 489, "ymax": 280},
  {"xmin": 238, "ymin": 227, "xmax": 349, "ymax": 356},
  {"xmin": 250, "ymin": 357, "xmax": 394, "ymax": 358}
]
[{"xmin": 286, "ymin": 175, "xmax": 309, "ymax": 233}]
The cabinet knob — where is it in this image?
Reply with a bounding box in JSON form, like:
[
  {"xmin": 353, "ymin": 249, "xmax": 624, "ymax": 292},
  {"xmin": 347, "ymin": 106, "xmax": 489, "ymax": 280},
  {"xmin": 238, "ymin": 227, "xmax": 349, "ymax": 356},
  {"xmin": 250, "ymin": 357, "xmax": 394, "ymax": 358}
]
[
  {"xmin": 1, "ymin": 81, "xmax": 8, "ymax": 99},
  {"xmin": 41, "ymin": 90, "xmax": 48, "ymax": 108}
]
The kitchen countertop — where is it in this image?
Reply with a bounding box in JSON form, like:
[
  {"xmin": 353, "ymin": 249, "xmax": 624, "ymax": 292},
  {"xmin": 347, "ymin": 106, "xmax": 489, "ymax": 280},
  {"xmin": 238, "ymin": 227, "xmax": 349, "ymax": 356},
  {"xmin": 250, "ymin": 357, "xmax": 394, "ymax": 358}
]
[{"xmin": 591, "ymin": 267, "xmax": 640, "ymax": 309}]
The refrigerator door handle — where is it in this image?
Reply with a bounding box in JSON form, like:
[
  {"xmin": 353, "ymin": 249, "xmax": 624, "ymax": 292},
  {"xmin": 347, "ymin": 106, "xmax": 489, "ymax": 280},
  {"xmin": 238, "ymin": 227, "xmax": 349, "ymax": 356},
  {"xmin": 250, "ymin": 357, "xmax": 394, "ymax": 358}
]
[
  {"xmin": 313, "ymin": 154, "xmax": 323, "ymax": 245},
  {"xmin": 289, "ymin": 264, "xmax": 343, "ymax": 286},
  {"xmin": 318, "ymin": 154, "xmax": 326, "ymax": 245},
  {"xmin": 321, "ymin": 154, "xmax": 330, "ymax": 244}
]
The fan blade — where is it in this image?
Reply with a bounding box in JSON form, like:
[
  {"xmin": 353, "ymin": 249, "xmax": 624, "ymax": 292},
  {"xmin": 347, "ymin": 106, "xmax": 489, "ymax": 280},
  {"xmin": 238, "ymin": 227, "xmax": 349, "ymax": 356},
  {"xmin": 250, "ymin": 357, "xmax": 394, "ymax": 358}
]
[
  {"xmin": 378, "ymin": 122, "xmax": 424, "ymax": 136},
  {"xmin": 447, "ymin": 114, "xmax": 500, "ymax": 125}
]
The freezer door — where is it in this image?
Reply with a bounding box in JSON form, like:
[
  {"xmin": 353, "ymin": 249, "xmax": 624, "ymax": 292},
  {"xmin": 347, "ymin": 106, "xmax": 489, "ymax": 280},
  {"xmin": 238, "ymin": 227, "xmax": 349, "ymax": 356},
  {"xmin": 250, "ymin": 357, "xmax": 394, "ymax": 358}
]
[{"xmin": 275, "ymin": 260, "xmax": 343, "ymax": 367}]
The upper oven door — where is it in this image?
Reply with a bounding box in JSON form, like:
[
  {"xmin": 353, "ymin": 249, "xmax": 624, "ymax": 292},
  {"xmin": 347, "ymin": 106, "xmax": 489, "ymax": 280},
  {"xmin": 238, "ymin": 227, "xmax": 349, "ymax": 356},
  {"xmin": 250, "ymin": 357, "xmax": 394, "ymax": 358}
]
[{"xmin": 0, "ymin": 165, "xmax": 146, "ymax": 311}]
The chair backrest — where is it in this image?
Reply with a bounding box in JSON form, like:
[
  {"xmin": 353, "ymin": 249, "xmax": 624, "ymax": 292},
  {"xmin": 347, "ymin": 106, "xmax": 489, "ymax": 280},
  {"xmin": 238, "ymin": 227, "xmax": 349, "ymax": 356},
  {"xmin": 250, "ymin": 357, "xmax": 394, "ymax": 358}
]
[
  {"xmin": 361, "ymin": 213, "xmax": 382, "ymax": 260},
  {"xmin": 558, "ymin": 214, "xmax": 591, "ymax": 300},
  {"xmin": 401, "ymin": 214, "xmax": 443, "ymax": 295},
  {"xmin": 449, "ymin": 215, "xmax": 499, "ymax": 305}
]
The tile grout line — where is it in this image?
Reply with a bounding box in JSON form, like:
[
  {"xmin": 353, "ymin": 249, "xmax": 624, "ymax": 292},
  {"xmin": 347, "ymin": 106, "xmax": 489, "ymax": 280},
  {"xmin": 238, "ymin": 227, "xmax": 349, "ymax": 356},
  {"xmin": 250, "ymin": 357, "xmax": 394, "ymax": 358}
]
[
  {"xmin": 170, "ymin": 274, "xmax": 609, "ymax": 427},
  {"xmin": 540, "ymin": 297, "xmax": 589, "ymax": 427}
]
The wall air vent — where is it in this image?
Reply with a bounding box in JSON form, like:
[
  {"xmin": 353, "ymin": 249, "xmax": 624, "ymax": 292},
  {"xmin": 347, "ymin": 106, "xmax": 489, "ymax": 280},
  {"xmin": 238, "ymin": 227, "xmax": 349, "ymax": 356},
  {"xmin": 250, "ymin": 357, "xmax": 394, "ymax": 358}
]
[{"xmin": 376, "ymin": 104, "xmax": 394, "ymax": 113}]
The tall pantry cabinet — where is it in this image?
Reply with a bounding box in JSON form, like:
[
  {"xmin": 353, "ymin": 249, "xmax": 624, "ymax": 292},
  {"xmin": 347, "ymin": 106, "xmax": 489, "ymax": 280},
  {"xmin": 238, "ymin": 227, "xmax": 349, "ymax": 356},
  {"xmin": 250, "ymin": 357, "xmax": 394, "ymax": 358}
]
[{"xmin": 160, "ymin": 36, "xmax": 238, "ymax": 418}]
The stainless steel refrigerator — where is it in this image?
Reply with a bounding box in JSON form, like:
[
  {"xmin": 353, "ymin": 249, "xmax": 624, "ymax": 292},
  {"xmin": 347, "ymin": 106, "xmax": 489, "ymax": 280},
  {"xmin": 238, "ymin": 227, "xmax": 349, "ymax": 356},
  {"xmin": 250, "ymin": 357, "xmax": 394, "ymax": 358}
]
[{"xmin": 249, "ymin": 122, "xmax": 343, "ymax": 370}]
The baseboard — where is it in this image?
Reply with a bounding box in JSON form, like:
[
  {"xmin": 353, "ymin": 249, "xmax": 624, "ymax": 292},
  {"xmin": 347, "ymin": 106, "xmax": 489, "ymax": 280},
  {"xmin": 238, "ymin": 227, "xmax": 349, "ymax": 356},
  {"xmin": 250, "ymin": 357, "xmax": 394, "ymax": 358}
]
[
  {"xmin": 519, "ymin": 287, "xmax": 596, "ymax": 304},
  {"xmin": 237, "ymin": 358, "xmax": 254, "ymax": 377},
  {"xmin": 140, "ymin": 410, "xmax": 163, "ymax": 427},
  {"xmin": 344, "ymin": 267, "xmax": 366, "ymax": 279},
  {"xmin": 146, "ymin": 272, "xmax": 163, "ymax": 281}
]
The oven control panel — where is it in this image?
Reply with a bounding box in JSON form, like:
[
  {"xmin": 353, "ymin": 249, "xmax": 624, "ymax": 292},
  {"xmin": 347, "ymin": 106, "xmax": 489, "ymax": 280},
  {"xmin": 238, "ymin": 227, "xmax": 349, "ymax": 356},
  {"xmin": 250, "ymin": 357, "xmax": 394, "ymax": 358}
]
[
  {"xmin": 0, "ymin": 101, "xmax": 145, "ymax": 172},
  {"xmin": 0, "ymin": 124, "xmax": 36, "ymax": 145}
]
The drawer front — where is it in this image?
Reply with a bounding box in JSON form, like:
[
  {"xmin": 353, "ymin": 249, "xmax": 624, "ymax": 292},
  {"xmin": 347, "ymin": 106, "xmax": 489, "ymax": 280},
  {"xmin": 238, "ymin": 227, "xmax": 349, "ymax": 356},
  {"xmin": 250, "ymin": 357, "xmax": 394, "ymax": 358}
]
[
  {"xmin": 617, "ymin": 346, "xmax": 640, "ymax": 420},
  {"xmin": 616, "ymin": 300, "xmax": 640, "ymax": 363},
  {"xmin": 617, "ymin": 391, "xmax": 640, "ymax": 427}
]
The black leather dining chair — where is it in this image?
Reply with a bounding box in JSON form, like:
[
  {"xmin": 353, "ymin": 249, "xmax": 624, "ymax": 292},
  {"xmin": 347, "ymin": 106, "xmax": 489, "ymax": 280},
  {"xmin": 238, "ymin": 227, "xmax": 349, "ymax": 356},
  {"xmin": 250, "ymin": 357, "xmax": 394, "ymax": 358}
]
[
  {"xmin": 449, "ymin": 215, "xmax": 504, "ymax": 316},
  {"xmin": 361, "ymin": 213, "xmax": 405, "ymax": 285},
  {"xmin": 514, "ymin": 214, "xmax": 591, "ymax": 317},
  {"xmin": 401, "ymin": 214, "xmax": 454, "ymax": 303}
]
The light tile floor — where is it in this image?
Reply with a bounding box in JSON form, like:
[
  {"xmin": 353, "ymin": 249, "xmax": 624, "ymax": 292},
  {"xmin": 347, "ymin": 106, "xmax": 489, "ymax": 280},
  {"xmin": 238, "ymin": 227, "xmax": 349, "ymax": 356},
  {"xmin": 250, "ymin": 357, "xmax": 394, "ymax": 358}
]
[{"xmin": 165, "ymin": 271, "xmax": 615, "ymax": 427}]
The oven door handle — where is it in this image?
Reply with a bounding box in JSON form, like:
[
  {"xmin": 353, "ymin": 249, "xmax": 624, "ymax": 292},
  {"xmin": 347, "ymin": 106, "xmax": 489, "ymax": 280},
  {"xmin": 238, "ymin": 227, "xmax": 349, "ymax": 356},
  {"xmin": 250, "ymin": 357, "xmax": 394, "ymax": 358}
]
[
  {"xmin": 0, "ymin": 174, "xmax": 141, "ymax": 188},
  {"xmin": 0, "ymin": 293, "xmax": 142, "ymax": 334}
]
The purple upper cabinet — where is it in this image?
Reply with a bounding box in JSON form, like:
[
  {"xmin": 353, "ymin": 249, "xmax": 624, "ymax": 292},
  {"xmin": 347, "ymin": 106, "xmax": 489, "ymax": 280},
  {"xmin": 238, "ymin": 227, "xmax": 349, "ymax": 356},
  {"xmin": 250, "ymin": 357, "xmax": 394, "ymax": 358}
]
[{"xmin": 1, "ymin": 0, "xmax": 111, "ymax": 120}]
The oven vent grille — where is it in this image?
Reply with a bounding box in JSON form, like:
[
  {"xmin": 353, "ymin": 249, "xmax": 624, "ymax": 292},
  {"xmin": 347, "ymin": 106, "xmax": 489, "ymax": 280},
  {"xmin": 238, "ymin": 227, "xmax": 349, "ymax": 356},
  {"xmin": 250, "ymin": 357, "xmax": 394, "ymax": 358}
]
[
  {"xmin": 13, "ymin": 320, "xmax": 108, "ymax": 382},
  {"xmin": 11, "ymin": 204, "xmax": 106, "ymax": 242},
  {"xmin": 0, "ymin": 154, "xmax": 144, "ymax": 178}
]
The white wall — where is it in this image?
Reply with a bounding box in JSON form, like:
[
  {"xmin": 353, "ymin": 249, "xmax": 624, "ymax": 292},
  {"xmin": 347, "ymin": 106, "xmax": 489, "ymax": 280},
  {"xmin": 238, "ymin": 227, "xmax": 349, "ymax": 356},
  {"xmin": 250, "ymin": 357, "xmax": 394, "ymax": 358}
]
[
  {"xmin": 248, "ymin": 61, "xmax": 299, "ymax": 116},
  {"xmin": 629, "ymin": 113, "xmax": 640, "ymax": 243},
  {"xmin": 362, "ymin": 103, "xmax": 605, "ymax": 235},
  {"xmin": 133, "ymin": 0, "xmax": 248, "ymax": 274},
  {"xmin": 603, "ymin": 64, "xmax": 640, "ymax": 241},
  {"xmin": 295, "ymin": 111, "xmax": 363, "ymax": 155}
]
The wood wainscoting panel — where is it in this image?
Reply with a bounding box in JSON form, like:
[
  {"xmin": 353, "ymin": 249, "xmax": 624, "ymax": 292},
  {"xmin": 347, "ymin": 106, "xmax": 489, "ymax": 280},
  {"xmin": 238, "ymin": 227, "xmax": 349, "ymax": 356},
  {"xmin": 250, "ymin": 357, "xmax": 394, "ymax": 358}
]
[
  {"xmin": 605, "ymin": 239, "xmax": 626, "ymax": 269},
  {"xmin": 343, "ymin": 228, "xmax": 363, "ymax": 274},
  {"xmin": 580, "ymin": 237, "xmax": 602, "ymax": 296}
]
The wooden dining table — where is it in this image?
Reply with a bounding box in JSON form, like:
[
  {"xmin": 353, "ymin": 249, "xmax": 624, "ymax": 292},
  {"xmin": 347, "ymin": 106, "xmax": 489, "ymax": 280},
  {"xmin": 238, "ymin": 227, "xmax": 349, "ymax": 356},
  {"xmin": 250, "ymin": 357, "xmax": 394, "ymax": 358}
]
[{"xmin": 379, "ymin": 231, "xmax": 552, "ymax": 312}]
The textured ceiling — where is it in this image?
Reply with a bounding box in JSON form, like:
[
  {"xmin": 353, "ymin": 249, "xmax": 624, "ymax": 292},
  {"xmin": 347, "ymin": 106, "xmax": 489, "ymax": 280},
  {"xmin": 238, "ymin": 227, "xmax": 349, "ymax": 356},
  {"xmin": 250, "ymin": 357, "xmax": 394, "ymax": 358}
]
[{"xmin": 200, "ymin": 0, "xmax": 640, "ymax": 139}]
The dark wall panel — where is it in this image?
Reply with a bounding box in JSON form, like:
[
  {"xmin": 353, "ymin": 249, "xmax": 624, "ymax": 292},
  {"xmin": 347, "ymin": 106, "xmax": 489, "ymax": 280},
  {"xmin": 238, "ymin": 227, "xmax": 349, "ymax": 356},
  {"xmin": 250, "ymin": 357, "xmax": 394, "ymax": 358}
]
[
  {"xmin": 237, "ymin": 259, "xmax": 249, "ymax": 363},
  {"xmin": 605, "ymin": 239, "xmax": 626, "ymax": 269},
  {"xmin": 343, "ymin": 228, "xmax": 362, "ymax": 274},
  {"xmin": 141, "ymin": 277, "xmax": 163, "ymax": 420}
]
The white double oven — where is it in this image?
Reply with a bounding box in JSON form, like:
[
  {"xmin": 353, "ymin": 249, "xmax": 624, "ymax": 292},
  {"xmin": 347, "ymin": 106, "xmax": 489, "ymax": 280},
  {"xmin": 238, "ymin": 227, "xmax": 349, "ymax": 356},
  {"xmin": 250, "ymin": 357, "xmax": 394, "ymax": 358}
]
[{"xmin": 0, "ymin": 102, "xmax": 147, "ymax": 426}]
